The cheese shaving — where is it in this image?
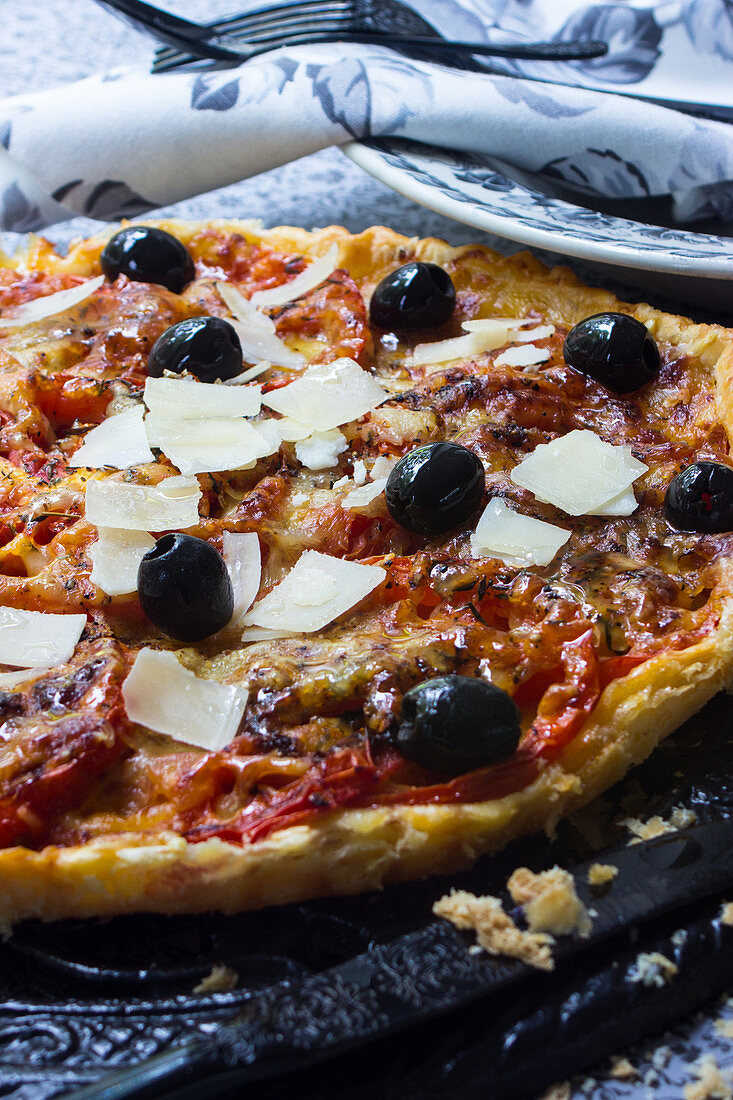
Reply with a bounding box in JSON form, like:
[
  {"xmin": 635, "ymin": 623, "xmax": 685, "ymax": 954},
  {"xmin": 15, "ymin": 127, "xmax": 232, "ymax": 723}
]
[
  {"xmin": 69, "ymin": 406, "xmax": 154, "ymax": 470},
  {"xmin": 510, "ymin": 429, "xmax": 648, "ymax": 517},
  {"xmin": 122, "ymin": 648, "xmax": 247, "ymax": 751},
  {"xmin": 494, "ymin": 344, "xmax": 551, "ymax": 368},
  {"xmin": 261, "ymin": 358, "xmax": 388, "ymax": 431},
  {"xmin": 470, "ymin": 497, "xmax": 570, "ymax": 568},
  {"xmin": 0, "ymin": 605, "xmax": 86, "ymax": 668},
  {"xmin": 145, "ymin": 415, "xmax": 276, "ymax": 476},
  {"xmin": 343, "ymin": 477, "xmax": 388, "ymax": 510},
  {"xmin": 0, "ymin": 275, "xmax": 104, "ymax": 329},
  {"xmin": 216, "ymin": 282, "xmax": 305, "ymax": 368},
  {"xmin": 143, "ymin": 377, "xmax": 261, "ymax": 420},
  {"xmin": 242, "ymin": 550, "xmax": 384, "ymax": 635},
  {"xmin": 249, "ymin": 244, "xmax": 339, "ymax": 307},
  {"xmin": 410, "ymin": 318, "xmax": 552, "ymax": 367},
  {"xmin": 223, "ymin": 532, "xmax": 261, "ymax": 625},
  {"xmin": 89, "ymin": 528, "xmax": 155, "ymax": 596},
  {"xmin": 85, "ymin": 475, "xmax": 201, "ymax": 531},
  {"xmin": 295, "ymin": 428, "xmax": 348, "ymax": 470}
]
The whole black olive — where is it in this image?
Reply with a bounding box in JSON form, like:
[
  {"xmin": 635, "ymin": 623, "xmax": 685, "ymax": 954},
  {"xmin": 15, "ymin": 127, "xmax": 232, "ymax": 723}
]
[
  {"xmin": 664, "ymin": 461, "xmax": 733, "ymax": 533},
  {"xmin": 100, "ymin": 227, "xmax": 195, "ymax": 294},
  {"xmin": 385, "ymin": 441, "xmax": 484, "ymax": 536},
  {"xmin": 563, "ymin": 312, "xmax": 660, "ymax": 393},
  {"xmin": 148, "ymin": 317, "xmax": 243, "ymax": 382},
  {"xmin": 138, "ymin": 533, "xmax": 233, "ymax": 642},
  {"xmin": 397, "ymin": 676, "xmax": 521, "ymax": 776},
  {"xmin": 369, "ymin": 261, "xmax": 456, "ymax": 331}
]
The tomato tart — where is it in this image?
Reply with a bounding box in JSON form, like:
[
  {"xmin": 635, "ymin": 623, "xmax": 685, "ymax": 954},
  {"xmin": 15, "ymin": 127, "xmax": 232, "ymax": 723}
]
[{"xmin": 0, "ymin": 218, "xmax": 731, "ymax": 924}]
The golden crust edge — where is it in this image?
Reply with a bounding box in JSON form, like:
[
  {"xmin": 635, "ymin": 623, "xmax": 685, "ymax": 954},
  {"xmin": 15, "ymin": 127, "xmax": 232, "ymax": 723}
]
[{"xmin": 0, "ymin": 220, "xmax": 731, "ymax": 923}]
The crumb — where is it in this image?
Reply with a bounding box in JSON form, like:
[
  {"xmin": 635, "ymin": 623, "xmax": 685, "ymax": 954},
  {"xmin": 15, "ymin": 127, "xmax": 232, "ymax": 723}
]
[
  {"xmin": 643, "ymin": 1068, "xmax": 659, "ymax": 1088},
  {"xmin": 507, "ymin": 866, "xmax": 592, "ymax": 937},
  {"xmin": 651, "ymin": 1045, "xmax": 672, "ymax": 1070},
  {"xmin": 629, "ymin": 951, "xmax": 678, "ymax": 988},
  {"xmin": 609, "ymin": 1056, "xmax": 636, "ymax": 1079},
  {"xmin": 621, "ymin": 805, "xmax": 697, "ymax": 844},
  {"xmin": 433, "ymin": 889, "xmax": 555, "ymax": 971},
  {"xmin": 193, "ymin": 965, "xmax": 238, "ymax": 994},
  {"xmin": 721, "ymin": 902, "xmax": 733, "ymax": 926},
  {"xmin": 683, "ymin": 1054, "xmax": 733, "ymax": 1100},
  {"xmin": 580, "ymin": 1078, "xmax": 597, "ymax": 1095},
  {"xmin": 588, "ymin": 862, "xmax": 618, "ymax": 888},
  {"xmin": 716, "ymin": 1018, "xmax": 733, "ymax": 1039},
  {"xmin": 538, "ymin": 1083, "xmax": 571, "ymax": 1100},
  {"xmin": 672, "ymin": 929, "xmax": 688, "ymax": 946}
]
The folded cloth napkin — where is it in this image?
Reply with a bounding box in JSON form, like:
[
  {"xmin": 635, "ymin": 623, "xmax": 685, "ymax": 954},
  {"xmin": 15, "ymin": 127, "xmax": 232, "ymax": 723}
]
[{"xmin": 1, "ymin": 0, "xmax": 732, "ymax": 233}]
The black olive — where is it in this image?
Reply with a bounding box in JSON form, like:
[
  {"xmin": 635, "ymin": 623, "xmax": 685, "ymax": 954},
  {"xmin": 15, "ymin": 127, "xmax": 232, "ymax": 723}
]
[
  {"xmin": 138, "ymin": 533, "xmax": 233, "ymax": 642},
  {"xmin": 664, "ymin": 461, "xmax": 733, "ymax": 533},
  {"xmin": 100, "ymin": 227, "xmax": 195, "ymax": 294},
  {"xmin": 148, "ymin": 317, "xmax": 243, "ymax": 382},
  {"xmin": 563, "ymin": 312, "xmax": 660, "ymax": 393},
  {"xmin": 397, "ymin": 676, "xmax": 521, "ymax": 776},
  {"xmin": 385, "ymin": 441, "xmax": 484, "ymax": 536},
  {"xmin": 369, "ymin": 261, "xmax": 456, "ymax": 331}
]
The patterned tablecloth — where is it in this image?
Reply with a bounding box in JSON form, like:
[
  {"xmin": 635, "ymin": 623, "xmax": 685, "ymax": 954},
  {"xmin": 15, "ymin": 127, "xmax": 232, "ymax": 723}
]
[{"xmin": 2, "ymin": 3, "xmax": 732, "ymax": 1096}]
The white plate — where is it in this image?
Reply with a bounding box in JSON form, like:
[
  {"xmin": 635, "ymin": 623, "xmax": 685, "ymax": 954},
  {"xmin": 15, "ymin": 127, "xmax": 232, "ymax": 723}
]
[{"xmin": 345, "ymin": 138, "xmax": 733, "ymax": 282}]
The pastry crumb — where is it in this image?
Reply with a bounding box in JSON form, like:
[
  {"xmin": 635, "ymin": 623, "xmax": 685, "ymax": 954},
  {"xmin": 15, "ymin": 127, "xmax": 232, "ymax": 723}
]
[
  {"xmin": 609, "ymin": 1055, "xmax": 636, "ymax": 1079},
  {"xmin": 721, "ymin": 902, "xmax": 733, "ymax": 926},
  {"xmin": 538, "ymin": 1083, "xmax": 571, "ymax": 1100},
  {"xmin": 651, "ymin": 1045, "xmax": 672, "ymax": 1070},
  {"xmin": 629, "ymin": 951, "xmax": 678, "ymax": 988},
  {"xmin": 716, "ymin": 1018, "xmax": 733, "ymax": 1039},
  {"xmin": 588, "ymin": 862, "xmax": 618, "ymax": 888},
  {"xmin": 193, "ymin": 965, "xmax": 238, "ymax": 994},
  {"xmin": 621, "ymin": 805, "xmax": 697, "ymax": 844},
  {"xmin": 433, "ymin": 889, "xmax": 555, "ymax": 971},
  {"xmin": 507, "ymin": 865, "xmax": 592, "ymax": 937},
  {"xmin": 434, "ymin": 865, "xmax": 590, "ymax": 971},
  {"xmin": 683, "ymin": 1054, "xmax": 733, "ymax": 1100}
]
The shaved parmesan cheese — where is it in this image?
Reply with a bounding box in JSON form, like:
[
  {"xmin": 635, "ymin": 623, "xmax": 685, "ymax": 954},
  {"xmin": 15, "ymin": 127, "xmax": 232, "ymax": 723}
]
[
  {"xmin": 89, "ymin": 528, "xmax": 155, "ymax": 596},
  {"xmin": 145, "ymin": 415, "xmax": 276, "ymax": 476},
  {"xmin": 0, "ymin": 666, "xmax": 51, "ymax": 688},
  {"xmin": 586, "ymin": 485, "xmax": 638, "ymax": 516},
  {"xmin": 0, "ymin": 605, "xmax": 86, "ymax": 667},
  {"xmin": 343, "ymin": 477, "xmax": 388, "ymax": 510},
  {"xmin": 0, "ymin": 275, "xmax": 104, "ymax": 329},
  {"xmin": 352, "ymin": 458, "xmax": 368, "ymax": 485},
  {"xmin": 223, "ymin": 532, "xmax": 261, "ymax": 624},
  {"xmin": 85, "ymin": 475, "xmax": 201, "ymax": 531},
  {"xmin": 262, "ymin": 358, "xmax": 387, "ymax": 431},
  {"xmin": 510, "ymin": 430, "xmax": 648, "ymax": 517},
  {"xmin": 411, "ymin": 319, "xmax": 554, "ymax": 368},
  {"xmin": 217, "ymin": 282, "xmax": 305, "ymax": 368},
  {"xmin": 143, "ymin": 377, "xmax": 261, "ymax": 420},
  {"xmin": 274, "ymin": 418, "xmax": 315, "ymax": 442},
  {"xmin": 471, "ymin": 498, "xmax": 570, "ymax": 567},
  {"xmin": 369, "ymin": 455, "xmax": 398, "ymax": 481},
  {"xmin": 69, "ymin": 405, "xmax": 154, "ymax": 470},
  {"xmin": 224, "ymin": 361, "xmax": 272, "ymax": 385},
  {"xmin": 240, "ymin": 625, "xmax": 297, "ymax": 643},
  {"xmin": 243, "ymin": 550, "xmax": 384, "ymax": 634},
  {"xmin": 295, "ymin": 429, "xmax": 348, "ymax": 470},
  {"xmin": 494, "ymin": 345, "xmax": 551, "ymax": 368},
  {"xmin": 122, "ymin": 648, "xmax": 247, "ymax": 750},
  {"xmin": 250, "ymin": 244, "xmax": 339, "ymax": 307}
]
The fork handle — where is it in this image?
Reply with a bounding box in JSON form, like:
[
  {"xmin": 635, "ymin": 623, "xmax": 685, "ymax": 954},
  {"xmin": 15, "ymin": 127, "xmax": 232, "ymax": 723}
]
[{"xmin": 326, "ymin": 34, "xmax": 609, "ymax": 61}]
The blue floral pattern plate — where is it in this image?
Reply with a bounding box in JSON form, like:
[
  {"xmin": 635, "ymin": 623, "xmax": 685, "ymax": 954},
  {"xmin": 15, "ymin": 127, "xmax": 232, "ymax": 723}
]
[{"xmin": 345, "ymin": 138, "xmax": 733, "ymax": 280}]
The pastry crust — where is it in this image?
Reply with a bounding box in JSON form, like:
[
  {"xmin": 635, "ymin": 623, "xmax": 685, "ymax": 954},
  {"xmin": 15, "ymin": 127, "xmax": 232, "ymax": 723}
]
[{"xmin": 0, "ymin": 220, "xmax": 732, "ymax": 923}]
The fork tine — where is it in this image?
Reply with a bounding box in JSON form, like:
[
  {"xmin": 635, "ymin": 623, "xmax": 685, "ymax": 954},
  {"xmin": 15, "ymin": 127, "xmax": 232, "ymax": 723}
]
[{"xmin": 154, "ymin": 0, "xmax": 353, "ymax": 64}]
